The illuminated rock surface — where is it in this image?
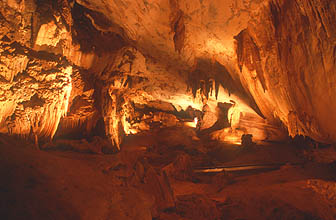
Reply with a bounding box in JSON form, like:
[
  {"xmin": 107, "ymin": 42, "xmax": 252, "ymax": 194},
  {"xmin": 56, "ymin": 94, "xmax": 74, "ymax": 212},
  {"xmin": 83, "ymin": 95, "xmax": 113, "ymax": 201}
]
[
  {"xmin": 0, "ymin": 1, "xmax": 336, "ymax": 217},
  {"xmin": 1, "ymin": 0, "xmax": 335, "ymax": 148}
]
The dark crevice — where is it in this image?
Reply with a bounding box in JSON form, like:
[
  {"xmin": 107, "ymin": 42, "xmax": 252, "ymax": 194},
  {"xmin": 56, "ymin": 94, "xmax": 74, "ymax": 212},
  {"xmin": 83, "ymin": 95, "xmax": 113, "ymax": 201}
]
[{"xmin": 71, "ymin": 2, "xmax": 126, "ymax": 54}]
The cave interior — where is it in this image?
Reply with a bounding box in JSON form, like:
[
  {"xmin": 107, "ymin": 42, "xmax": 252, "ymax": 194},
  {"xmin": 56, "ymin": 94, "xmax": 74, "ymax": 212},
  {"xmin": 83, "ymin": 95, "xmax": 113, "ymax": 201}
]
[{"xmin": 1, "ymin": 0, "xmax": 336, "ymax": 219}]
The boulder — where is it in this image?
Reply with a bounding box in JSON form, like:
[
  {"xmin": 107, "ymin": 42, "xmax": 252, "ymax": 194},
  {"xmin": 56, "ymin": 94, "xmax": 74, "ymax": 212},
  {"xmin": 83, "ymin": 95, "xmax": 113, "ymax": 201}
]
[
  {"xmin": 163, "ymin": 153, "xmax": 193, "ymax": 181},
  {"xmin": 175, "ymin": 194, "xmax": 220, "ymax": 220}
]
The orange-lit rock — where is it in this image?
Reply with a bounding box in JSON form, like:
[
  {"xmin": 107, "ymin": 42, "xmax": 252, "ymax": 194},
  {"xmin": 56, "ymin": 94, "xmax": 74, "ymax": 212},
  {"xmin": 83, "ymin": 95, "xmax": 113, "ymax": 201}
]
[
  {"xmin": 0, "ymin": 42, "xmax": 72, "ymax": 140},
  {"xmin": 0, "ymin": 0, "xmax": 335, "ymax": 150},
  {"xmin": 2, "ymin": 1, "xmax": 336, "ymax": 219},
  {"xmin": 235, "ymin": 0, "xmax": 336, "ymax": 143}
]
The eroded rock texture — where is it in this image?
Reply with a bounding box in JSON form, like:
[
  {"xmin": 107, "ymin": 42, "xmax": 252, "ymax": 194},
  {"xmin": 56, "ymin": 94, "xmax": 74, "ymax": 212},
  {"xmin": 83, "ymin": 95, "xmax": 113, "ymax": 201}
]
[
  {"xmin": 0, "ymin": 0, "xmax": 73, "ymax": 142},
  {"xmin": 236, "ymin": 0, "xmax": 336, "ymax": 143},
  {"xmin": 0, "ymin": 0, "xmax": 335, "ymax": 149}
]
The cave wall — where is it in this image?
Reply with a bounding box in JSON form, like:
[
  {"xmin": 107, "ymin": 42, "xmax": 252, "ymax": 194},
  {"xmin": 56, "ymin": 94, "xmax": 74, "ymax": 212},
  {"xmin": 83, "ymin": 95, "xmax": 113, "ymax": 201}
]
[
  {"xmin": 0, "ymin": 0, "xmax": 73, "ymax": 139},
  {"xmin": 235, "ymin": 0, "xmax": 336, "ymax": 143},
  {"xmin": 0, "ymin": 0, "xmax": 209, "ymax": 149}
]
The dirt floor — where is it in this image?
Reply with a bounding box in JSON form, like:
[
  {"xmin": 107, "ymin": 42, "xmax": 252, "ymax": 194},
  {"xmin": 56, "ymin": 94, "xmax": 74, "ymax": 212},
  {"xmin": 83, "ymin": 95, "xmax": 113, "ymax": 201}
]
[{"xmin": 1, "ymin": 127, "xmax": 336, "ymax": 220}]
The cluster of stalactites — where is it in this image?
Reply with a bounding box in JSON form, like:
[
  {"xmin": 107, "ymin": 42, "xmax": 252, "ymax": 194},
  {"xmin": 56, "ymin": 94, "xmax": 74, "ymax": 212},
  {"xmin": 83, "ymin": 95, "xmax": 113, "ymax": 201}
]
[
  {"xmin": 191, "ymin": 77, "xmax": 219, "ymax": 102},
  {"xmin": 6, "ymin": 66, "xmax": 72, "ymax": 140},
  {"xmin": 188, "ymin": 59, "xmax": 242, "ymax": 102}
]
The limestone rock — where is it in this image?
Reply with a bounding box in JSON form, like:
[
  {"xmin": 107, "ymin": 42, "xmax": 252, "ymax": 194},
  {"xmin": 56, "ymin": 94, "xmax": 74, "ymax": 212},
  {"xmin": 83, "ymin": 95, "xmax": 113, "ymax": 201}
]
[
  {"xmin": 235, "ymin": 0, "xmax": 336, "ymax": 143},
  {"xmin": 0, "ymin": 0, "xmax": 336, "ymax": 148},
  {"xmin": 163, "ymin": 153, "xmax": 193, "ymax": 181},
  {"xmin": 175, "ymin": 194, "xmax": 220, "ymax": 220},
  {"xmin": 0, "ymin": 43, "xmax": 72, "ymax": 140}
]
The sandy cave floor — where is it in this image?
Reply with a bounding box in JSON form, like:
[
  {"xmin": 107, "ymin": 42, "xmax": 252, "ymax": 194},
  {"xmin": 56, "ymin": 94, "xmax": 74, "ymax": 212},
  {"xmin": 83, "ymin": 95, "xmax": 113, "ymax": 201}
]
[{"xmin": 1, "ymin": 127, "xmax": 336, "ymax": 220}]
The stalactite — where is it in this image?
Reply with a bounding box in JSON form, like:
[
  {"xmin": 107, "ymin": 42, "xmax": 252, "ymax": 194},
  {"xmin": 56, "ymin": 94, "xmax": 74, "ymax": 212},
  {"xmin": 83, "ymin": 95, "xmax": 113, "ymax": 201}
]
[
  {"xmin": 1, "ymin": 62, "xmax": 72, "ymax": 141},
  {"xmin": 0, "ymin": 53, "xmax": 29, "ymax": 82},
  {"xmin": 169, "ymin": 0, "xmax": 185, "ymax": 53},
  {"xmin": 234, "ymin": 30, "xmax": 267, "ymax": 92}
]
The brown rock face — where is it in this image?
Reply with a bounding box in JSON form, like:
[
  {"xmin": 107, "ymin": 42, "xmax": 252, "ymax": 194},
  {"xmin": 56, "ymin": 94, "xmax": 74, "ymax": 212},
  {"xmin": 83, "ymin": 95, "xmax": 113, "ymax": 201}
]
[
  {"xmin": 235, "ymin": 0, "xmax": 336, "ymax": 143},
  {"xmin": 175, "ymin": 194, "xmax": 220, "ymax": 220},
  {"xmin": 0, "ymin": 0, "xmax": 335, "ymax": 148},
  {"xmin": 0, "ymin": 41, "xmax": 72, "ymax": 140}
]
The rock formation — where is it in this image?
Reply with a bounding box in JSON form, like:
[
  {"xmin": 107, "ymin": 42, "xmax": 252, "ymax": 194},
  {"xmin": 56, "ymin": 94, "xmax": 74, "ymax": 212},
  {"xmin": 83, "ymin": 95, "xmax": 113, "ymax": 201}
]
[{"xmin": 0, "ymin": 0, "xmax": 335, "ymax": 150}]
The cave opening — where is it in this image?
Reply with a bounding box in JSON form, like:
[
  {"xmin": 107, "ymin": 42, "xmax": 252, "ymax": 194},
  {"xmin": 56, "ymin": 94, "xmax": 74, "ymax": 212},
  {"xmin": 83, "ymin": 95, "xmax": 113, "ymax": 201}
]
[{"xmin": 0, "ymin": 0, "xmax": 336, "ymax": 219}]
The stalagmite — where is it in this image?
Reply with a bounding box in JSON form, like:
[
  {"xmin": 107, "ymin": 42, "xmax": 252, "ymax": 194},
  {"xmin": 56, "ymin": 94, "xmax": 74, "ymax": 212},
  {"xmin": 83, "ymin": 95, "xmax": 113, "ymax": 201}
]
[{"xmin": 102, "ymin": 87, "xmax": 123, "ymax": 151}]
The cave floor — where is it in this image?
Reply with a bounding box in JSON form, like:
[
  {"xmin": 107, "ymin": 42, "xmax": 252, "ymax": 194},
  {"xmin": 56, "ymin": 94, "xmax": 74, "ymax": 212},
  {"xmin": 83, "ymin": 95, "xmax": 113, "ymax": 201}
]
[{"xmin": 1, "ymin": 128, "xmax": 336, "ymax": 220}]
